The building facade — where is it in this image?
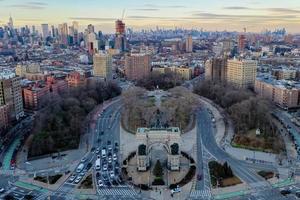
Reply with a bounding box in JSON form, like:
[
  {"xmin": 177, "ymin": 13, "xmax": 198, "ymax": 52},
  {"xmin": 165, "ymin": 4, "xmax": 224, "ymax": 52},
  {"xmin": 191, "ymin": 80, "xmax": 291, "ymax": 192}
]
[
  {"xmin": 125, "ymin": 54, "xmax": 151, "ymax": 80},
  {"xmin": 227, "ymin": 59, "xmax": 257, "ymax": 88},
  {"xmin": 23, "ymin": 84, "xmax": 49, "ymax": 111},
  {"xmin": 255, "ymin": 77, "xmax": 300, "ymax": 109},
  {"xmin": 0, "ymin": 72, "xmax": 24, "ymax": 121},
  {"xmin": 93, "ymin": 53, "xmax": 112, "ymax": 80},
  {"xmin": 205, "ymin": 58, "xmax": 227, "ymax": 82}
]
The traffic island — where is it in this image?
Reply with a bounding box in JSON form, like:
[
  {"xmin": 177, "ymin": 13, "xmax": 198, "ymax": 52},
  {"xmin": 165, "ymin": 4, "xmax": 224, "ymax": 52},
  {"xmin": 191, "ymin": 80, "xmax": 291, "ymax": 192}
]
[{"xmin": 208, "ymin": 161, "xmax": 242, "ymax": 188}]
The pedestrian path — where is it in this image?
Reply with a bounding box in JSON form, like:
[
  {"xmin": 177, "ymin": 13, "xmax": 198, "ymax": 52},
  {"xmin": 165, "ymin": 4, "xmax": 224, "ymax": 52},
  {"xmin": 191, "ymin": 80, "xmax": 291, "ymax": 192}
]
[
  {"xmin": 3, "ymin": 137, "xmax": 21, "ymax": 170},
  {"xmin": 190, "ymin": 190, "xmax": 212, "ymax": 199},
  {"xmin": 97, "ymin": 187, "xmax": 138, "ymax": 196},
  {"xmin": 14, "ymin": 181, "xmax": 48, "ymax": 193}
]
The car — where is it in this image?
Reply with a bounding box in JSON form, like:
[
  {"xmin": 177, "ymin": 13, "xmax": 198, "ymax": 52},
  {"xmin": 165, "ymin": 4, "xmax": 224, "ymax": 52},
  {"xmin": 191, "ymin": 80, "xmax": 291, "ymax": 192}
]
[
  {"xmin": 96, "ymin": 172, "xmax": 101, "ymax": 178},
  {"xmin": 68, "ymin": 175, "xmax": 77, "ymax": 183},
  {"xmin": 280, "ymin": 189, "xmax": 291, "ymax": 196},
  {"xmin": 103, "ymin": 174, "xmax": 109, "ymax": 182},
  {"xmin": 74, "ymin": 177, "xmax": 82, "ymax": 184},
  {"xmin": 80, "ymin": 172, "xmax": 85, "ymax": 177},
  {"xmin": 0, "ymin": 188, "xmax": 5, "ymax": 193},
  {"xmin": 171, "ymin": 187, "xmax": 181, "ymax": 194},
  {"xmin": 103, "ymin": 164, "xmax": 108, "ymax": 171},
  {"xmin": 101, "ymin": 131, "xmax": 104, "ymax": 135},
  {"xmin": 197, "ymin": 174, "xmax": 202, "ymax": 181},
  {"xmin": 96, "ymin": 148, "xmax": 100, "ymax": 154},
  {"xmin": 108, "ymin": 157, "xmax": 112, "ymax": 163},
  {"xmin": 81, "ymin": 157, "xmax": 87, "ymax": 163},
  {"xmin": 109, "ymin": 171, "xmax": 115, "ymax": 178},
  {"xmin": 108, "ymin": 144, "xmax": 113, "ymax": 151},
  {"xmin": 296, "ymin": 191, "xmax": 300, "ymax": 198},
  {"xmin": 91, "ymin": 147, "xmax": 95, "ymax": 153},
  {"xmin": 113, "ymin": 153, "xmax": 117, "ymax": 161},
  {"xmin": 86, "ymin": 163, "xmax": 92, "ymax": 170},
  {"xmin": 98, "ymin": 180, "xmax": 104, "ymax": 187}
]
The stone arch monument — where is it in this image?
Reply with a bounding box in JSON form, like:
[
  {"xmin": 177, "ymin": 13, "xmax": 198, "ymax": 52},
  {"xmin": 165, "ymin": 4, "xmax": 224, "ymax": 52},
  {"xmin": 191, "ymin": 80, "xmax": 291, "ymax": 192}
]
[{"xmin": 136, "ymin": 127, "xmax": 181, "ymax": 171}]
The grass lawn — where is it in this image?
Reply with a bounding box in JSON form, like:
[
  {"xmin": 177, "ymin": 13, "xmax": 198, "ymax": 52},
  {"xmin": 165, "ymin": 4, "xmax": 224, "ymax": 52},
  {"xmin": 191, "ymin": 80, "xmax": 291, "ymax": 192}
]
[
  {"xmin": 34, "ymin": 174, "xmax": 63, "ymax": 185},
  {"xmin": 258, "ymin": 171, "xmax": 274, "ymax": 180},
  {"xmin": 221, "ymin": 176, "xmax": 242, "ymax": 187},
  {"xmin": 232, "ymin": 129, "xmax": 284, "ymax": 154},
  {"xmin": 79, "ymin": 174, "xmax": 93, "ymax": 189}
]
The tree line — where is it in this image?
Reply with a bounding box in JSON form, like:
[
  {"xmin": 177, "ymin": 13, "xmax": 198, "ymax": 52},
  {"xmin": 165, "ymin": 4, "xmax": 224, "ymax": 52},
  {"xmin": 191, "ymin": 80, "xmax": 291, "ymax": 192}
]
[
  {"xmin": 194, "ymin": 80, "xmax": 284, "ymax": 152},
  {"xmin": 29, "ymin": 81, "xmax": 121, "ymax": 157}
]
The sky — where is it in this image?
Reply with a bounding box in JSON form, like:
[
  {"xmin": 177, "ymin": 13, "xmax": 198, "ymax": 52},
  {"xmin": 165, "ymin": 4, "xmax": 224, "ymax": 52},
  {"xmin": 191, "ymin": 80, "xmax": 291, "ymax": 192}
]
[{"xmin": 0, "ymin": 0, "xmax": 300, "ymax": 33}]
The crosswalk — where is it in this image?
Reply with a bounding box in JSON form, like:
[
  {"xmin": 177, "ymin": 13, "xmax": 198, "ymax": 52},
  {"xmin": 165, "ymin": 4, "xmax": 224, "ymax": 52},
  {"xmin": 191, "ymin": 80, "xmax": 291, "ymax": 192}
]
[
  {"xmin": 98, "ymin": 188, "xmax": 138, "ymax": 196},
  {"xmin": 190, "ymin": 190, "xmax": 212, "ymax": 199}
]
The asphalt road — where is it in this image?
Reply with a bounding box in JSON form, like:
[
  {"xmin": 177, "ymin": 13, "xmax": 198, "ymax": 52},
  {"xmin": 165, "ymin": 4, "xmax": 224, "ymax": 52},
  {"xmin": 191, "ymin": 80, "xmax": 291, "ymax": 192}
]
[{"xmin": 197, "ymin": 108, "xmax": 266, "ymax": 184}]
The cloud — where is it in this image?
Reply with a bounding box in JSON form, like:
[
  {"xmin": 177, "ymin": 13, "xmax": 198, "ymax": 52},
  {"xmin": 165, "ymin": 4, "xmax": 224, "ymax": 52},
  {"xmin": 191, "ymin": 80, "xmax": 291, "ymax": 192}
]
[
  {"xmin": 266, "ymin": 8, "xmax": 300, "ymax": 14},
  {"xmin": 8, "ymin": 1, "xmax": 48, "ymax": 10},
  {"xmin": 27, "ymin": 2, "xmax": 48, "ymax": 6},
  {"xmin": 69, "ymin": 17, "xmax": 116, "ymax": 22},
  {"xmin": 143, "ymin": 4, "xmax": 186, "ymax": 8},
  {"xmin": 132, "ymin": 8, "xmax": 160, "ymax": 11},
  {"xmin": 223, "ymin": 6, "xmax": 251, "ymax": 10}
]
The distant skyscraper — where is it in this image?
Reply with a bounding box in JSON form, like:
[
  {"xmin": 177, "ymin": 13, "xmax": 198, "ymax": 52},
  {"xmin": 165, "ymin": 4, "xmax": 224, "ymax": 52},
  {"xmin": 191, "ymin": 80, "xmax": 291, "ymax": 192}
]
[
  {"xmin": 8, "ymin": 15, "xmax": 14, "ymax": 29},
  {"xmin": 93, "ymin": 53, "xmax": 113, "ymax": 80},
  {"xmin": 227, "ymin": 58, "xmax": 257, "ymax": 88},
  {"xmin": 125, "ymin": 54, "xmax": 151, "ymax": 80},
  {"xmin": 238, "ymin": 34, "xmax": 246, "ymax": 52},
  {"xmin": 51, "ymin": 25, "xmax": 55, "ymax": 37},
  {"xmin": 186, "ymin": 35, "xmax": 193, "ymax": 53},
  {"xmin": 41, "ymin": 24, "xmax": 49, "ymax": 39},
  {"xmin": 115, "ymin": 20, "xmax": 126, "ymax": 52},
  {"xmin": 115, "ymin": 20, "xmax": 125, "ymax": 35},
  {"xmin": 87, "ymin": 24, "xmax": 95, "ymax": 33},
  {"xmin": 32, "ymin": 25, "xmax": 36, "ymax": 35},
  {"xmin": 58, "ymin": 23, "xmax": 68, "ymax": 45}
]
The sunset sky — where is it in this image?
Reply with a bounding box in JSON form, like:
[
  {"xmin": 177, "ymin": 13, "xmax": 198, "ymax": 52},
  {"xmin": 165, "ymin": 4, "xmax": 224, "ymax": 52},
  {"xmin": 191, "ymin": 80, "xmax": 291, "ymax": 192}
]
[{"xmin": 0, "ymin": 0, "xmax": 300, "ymax": 33}]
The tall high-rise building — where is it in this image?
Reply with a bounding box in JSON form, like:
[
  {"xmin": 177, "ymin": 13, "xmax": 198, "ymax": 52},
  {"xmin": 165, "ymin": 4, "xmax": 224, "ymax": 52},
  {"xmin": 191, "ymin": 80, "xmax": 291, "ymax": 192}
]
[
  {"xmin": 226, "ymin": 59, "xmax": 257, "ymax": 88},
  {"xmin": 41, "ymin": 24, "xmax": 49, "ymax": 39},
  {"xmin": 115, "ymin": 20, "xmax": 125, "ymax": 35},
  {"xmin": 93, "ymin": 53, "xmax": 113, "ymax": 80},
  {"xmin": 115, "ymin": 20, "xmax": 126, "ymax": 51},
  {"xmin": 87, "ymin": 24, "xmax": 95, "ymax": 34},
  {"xmin": 205, "ymin": 58, "xmax": 227, "ymax": 82},
  {"xmin": 86, "ymin": 32, "xmax": 98, "ymax": 55},
  {"xmin": 0, "ymin": 72, "xmax": 24, "ymax": 121},
  {"xmin": 186, "ymin": 35, "xmax": 193, "ymax": 53},
  {"xmin": 58, "ymin": 23, "xmax": 68, "ymax": 45},
  {"xmin": 125, "ymin": 54, "xmax": 151, "ymax": 80},
  {"xmin": 72, "ymin": 21, "xmax": 79, "ymax": 45},
  {"xmin": 238, "ymin": 34, "xmax": 246, "ymax": 52},
  {"xmin": 8, "ymin": 15, "xmax": 14, "ymax": 29}
]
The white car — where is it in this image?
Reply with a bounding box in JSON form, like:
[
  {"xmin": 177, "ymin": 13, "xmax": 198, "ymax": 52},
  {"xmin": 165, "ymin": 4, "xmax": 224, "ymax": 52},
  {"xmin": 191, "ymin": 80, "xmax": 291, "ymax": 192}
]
[
  {"xmin": 103, "ymin": 164, "xmax": 108, "ymax": 171},
  {"xmin": 108, "ymin": 157, "xmax": 112, "ymax": 163},
  {"xmin": 98, "ymin": 180, "xmax": 104, "ymax": 187},
  {"xmin": 171, "ymin": 187, "xmax": 181, "ymax": 194},
  {"xmin": 113, "ymin": 153, "xmax": 117, "ymax": 161},
  {"xmin": 109, "ymin": 171, "xmax": 114, "ymax": 178},
  {"xmin": 68, "ymin": 175, "xmax": 76, "ymax": 182},
  {"xmin": 0, "ymin": 188, "xmax": 5, "ymax": 193},
  {"xmin": 81, "ymin": 157, "xmax": 87, "ymax": 163},
  {"xmin": 74, "ymin": 177, "xmax": 82, "ymax": 184}
]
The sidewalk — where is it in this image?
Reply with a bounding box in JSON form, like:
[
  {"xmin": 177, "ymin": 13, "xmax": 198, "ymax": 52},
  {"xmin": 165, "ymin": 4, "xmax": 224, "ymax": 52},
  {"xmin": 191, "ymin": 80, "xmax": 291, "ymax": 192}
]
[{"xmin": 198, "ymin": 97, "xmax": 280, "ymax": 165}]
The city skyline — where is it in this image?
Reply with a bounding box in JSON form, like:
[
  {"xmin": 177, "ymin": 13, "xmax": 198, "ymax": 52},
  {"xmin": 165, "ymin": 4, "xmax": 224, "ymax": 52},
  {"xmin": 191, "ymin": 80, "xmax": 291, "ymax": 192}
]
[{"xmin": 0, "ymin": 0, "xmax": 300, "ymax": 33}]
